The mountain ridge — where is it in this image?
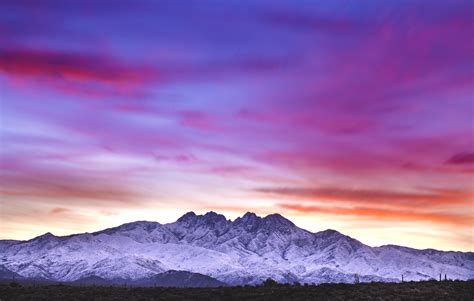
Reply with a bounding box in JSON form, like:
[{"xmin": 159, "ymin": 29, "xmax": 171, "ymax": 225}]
[
  {"xmin": 8, "ymin": 211, "xmax": 452, "ymax": 253},
  {"xmin": 1, "ymin": 211, "xmax": 472, "ymax": 285}
]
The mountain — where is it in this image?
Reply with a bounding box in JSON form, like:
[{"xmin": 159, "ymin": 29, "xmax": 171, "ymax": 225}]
[
  {"xmin": 0, "ymin": 265, "xmax": 23, "ymax": 280},
  {"xmin": 0, "ymin": 212, "xmax": 472, "ymax": 285},
  {"xmin": 69, "ymin": 270, "xmax": 224, "ymax": 287},
  {"xmin": 135, "ymin": 270, "xmax": 225, "ymax": 287}
]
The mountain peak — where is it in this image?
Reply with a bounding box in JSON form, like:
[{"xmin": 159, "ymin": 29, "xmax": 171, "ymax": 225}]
[
  {"xmin": 263, "ymin": 213, "xmax": 294, "ymax": 226},
  {"xmin": 204, "ymin": 211, "xmax": 224, "ymax": 218},
  {"xmin": 315, "ymin": 229, "xmax": 343, "ymax": 237},
  {"xmin": 202, "ymin": 211, "xmax": 227, "ymax": 224},
  {"xmin": 177, "ymin": 211, "xmax": 197, "ymax": 223},
  {"xmin": 31, "ymin": 232, "xmax": 56, "ymax": 241},
  {"xmin": 176, "ymin": 211, "xmax": 227, "ymax": 226},
  {"xmin": 232, "ymin": 212, "xmax": 262, "ymax": 232},
  {"xmin": 241, "ymin": 212, "xmax": 259, "ymax": 221}
]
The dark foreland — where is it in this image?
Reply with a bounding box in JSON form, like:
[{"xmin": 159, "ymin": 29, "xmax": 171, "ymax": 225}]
[{"xmin": 1, "ymin": 279, "xmax": 473, "ymax": 301}]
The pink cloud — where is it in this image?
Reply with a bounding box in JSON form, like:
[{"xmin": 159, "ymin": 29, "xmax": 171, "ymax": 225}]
[
  {"xmin": 50, "ymin": 207, "xmax": 70, "ymax": 214},
  {"xmin": 0, "ymin": 47, "xmax": 157, "ymax": 97},
  {"xmin": 280, "ymin": 203, "xmax": 471, "ymax": 227},
  {"xmin": 256, "ymin": 186, "xmax": 470, "ymax": 208}
]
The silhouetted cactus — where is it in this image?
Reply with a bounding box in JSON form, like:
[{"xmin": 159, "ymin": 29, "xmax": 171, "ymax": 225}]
[{"xmin": 263, "ymin": 278, "xmax": 277, "ymax": 287}]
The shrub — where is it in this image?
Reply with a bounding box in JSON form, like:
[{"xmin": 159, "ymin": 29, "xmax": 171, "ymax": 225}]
[
  {"xmin": 263, "ymin": 278, "xmax": 278, "ymax": 287},
  {"xmin": 9, "ymin": 281, "xmax": 21, "ymax": 288}
]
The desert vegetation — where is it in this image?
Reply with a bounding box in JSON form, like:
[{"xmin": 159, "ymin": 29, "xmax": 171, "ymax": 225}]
[{"xmin": 1, "ymin": 279, "xmax": 473, "ymax": 300}]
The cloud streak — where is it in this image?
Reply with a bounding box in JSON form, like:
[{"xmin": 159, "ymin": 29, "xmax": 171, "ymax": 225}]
[
  {"xmin": 255, "ymin": 186, "xmax": 470, "ymax": 207},
  {"xmin": 279, "ymin": 203, "xmax": 471, "ymax": 227},
  {"xmin": 0, "ymin": 47, "xmax": 160, "ymax": 97},
  {"xmin": 446, "ymin": 152, "xmax": 474, "ymax": 165}
]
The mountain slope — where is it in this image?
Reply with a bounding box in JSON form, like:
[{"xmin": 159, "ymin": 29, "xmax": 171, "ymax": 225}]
[
  {"xmin": 69, "ymin": 270, "xmax": 224, "ymax": 287},
  {"xmin": 136, "ymin": 270, "xmax": 225, "ymax": 287},
  {"xmin": 1, "ymin": 212, "xmax": 472, "ymax": 285},
  {"xmin": 0, "ymin": 266, "xmax": 23, "ymax": 280}
]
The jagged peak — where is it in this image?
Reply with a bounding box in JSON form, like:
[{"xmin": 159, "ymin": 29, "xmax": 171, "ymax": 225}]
[
  {"xmin": 243, "ymin": 211, "xmax": 257, "ymax": 217},
  {"xmin": 176, "ymin": 211, "xmax": 228, "ymax": 225},
  {"xmin": 263, "ymin": 213, "xmax": 294, "ymax": 226},
  {"xmin": 202, "ymin": 211, "xmax": 227, "ymax": 223},
  {"xmin": 177, "ymin": 211, "xmax": 197, "ymax": 222},
  {"xmin": 242, "ymin": 211, "xmax": 259, "ymax": 220},
  {"xmin": 204, "ymin": 211, "xmax": 225, "ymax": 218},
  {"xmin": 233, "ymin": 212, "xmax": 297, "ymax": 231},
  {"xmin": 233, "ymin": 212, "xmax": 260, "ymax": 224}
]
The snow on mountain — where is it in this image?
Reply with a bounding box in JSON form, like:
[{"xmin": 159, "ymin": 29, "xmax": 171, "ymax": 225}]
[
  {"xmin": 0, "ymin": 265, "xmax": 23, "ymax": 279},
  {"xmin": 1, "ymin": 212, "xmax": 472, "ymax": 285}
]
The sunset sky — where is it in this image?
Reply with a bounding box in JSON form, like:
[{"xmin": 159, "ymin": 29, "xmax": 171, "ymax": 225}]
[{"xmin": 0, "ymin": 0, "xmax": 473, "ymax": 251}]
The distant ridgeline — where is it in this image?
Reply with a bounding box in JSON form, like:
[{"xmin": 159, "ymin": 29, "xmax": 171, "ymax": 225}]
[{"xmin": 1, "ymin": 212, "xmax": 472, "ymax": 286}]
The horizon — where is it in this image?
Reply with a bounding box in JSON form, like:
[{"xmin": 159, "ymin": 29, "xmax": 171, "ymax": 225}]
[
  {"xmin": 4, "ymin": 209, "xmax": 471, "ymax": 253},
  {"xmin": 1, "ymin": 0, "xmax": 473, "ymax": 253}
]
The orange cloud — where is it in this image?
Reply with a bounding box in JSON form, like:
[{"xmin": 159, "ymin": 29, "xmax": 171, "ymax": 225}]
[
  {"xmin": 279, "ymin": 203, "xmax": 472, "ymax": 226},
  {"xmin": 255, "ymin": 186, "xmax": 470, "ymax": 208},
  {"xmin": 0, "ymin": 172, "xmax": 140, "ymax": 203}
]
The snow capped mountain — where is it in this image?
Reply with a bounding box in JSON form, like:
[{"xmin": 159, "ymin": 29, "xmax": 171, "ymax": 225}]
[{"xmin": 1, "ymin": 212, "xmax": 472, "ymax": 285}]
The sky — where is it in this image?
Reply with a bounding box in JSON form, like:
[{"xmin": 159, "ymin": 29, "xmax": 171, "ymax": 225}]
[{"xmin": 0, "ymin": 0, "xmax": 473, "ymax": 251}]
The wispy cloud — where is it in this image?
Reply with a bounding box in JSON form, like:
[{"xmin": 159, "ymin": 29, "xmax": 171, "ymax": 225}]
[
  {"xmin": 446, "ymin": 152, "xmax": 474, "ymax": 165},
  {"xmin": 255, "ymin": 186, "xmax": 470, "ymax": 207},
  {"xmin": 0, "ymin": 47, "xmax": 157, "ymax": 97},
  {"xmin": 279, "ymin": 203, "xmax": 471, "ymax": 226}
]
